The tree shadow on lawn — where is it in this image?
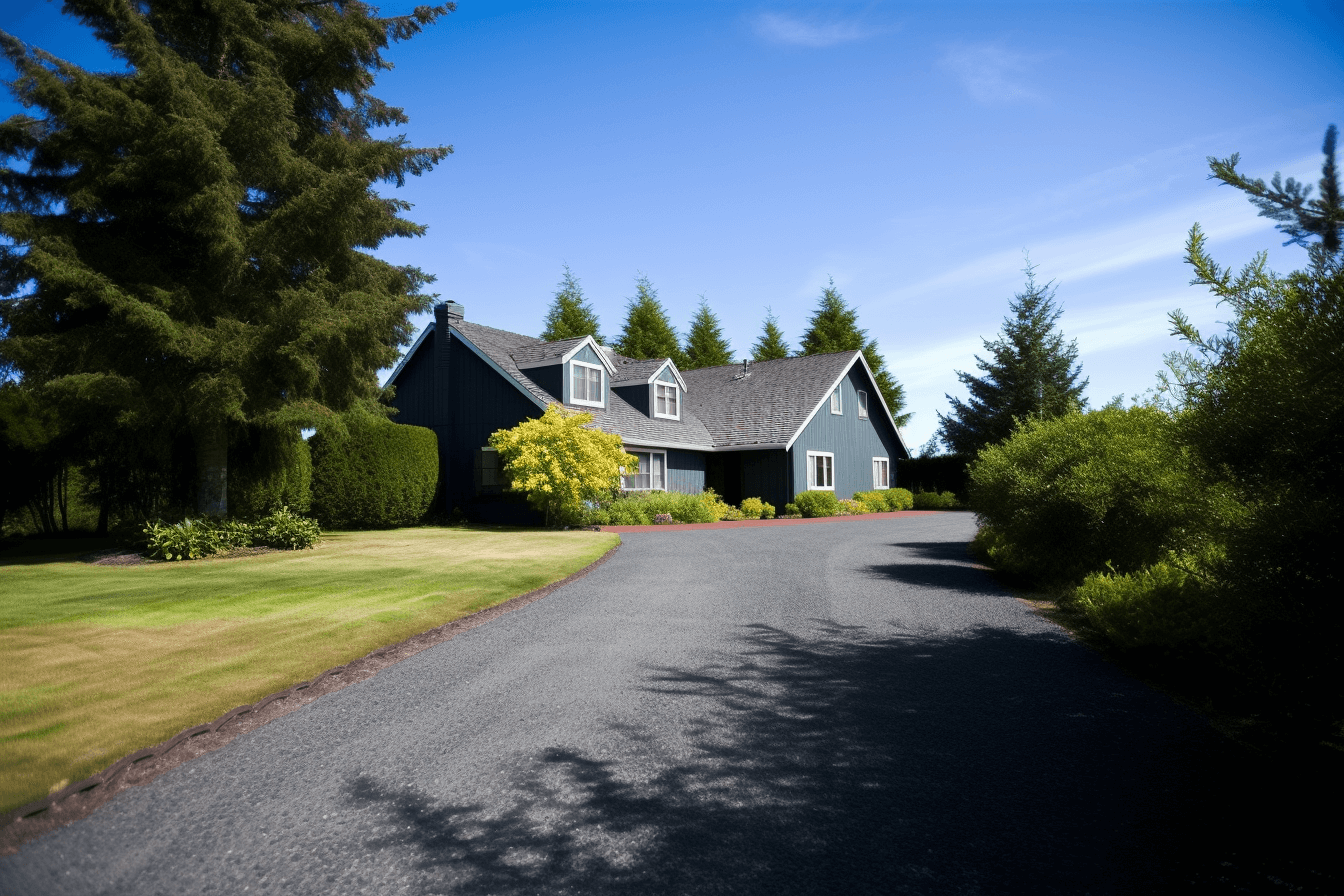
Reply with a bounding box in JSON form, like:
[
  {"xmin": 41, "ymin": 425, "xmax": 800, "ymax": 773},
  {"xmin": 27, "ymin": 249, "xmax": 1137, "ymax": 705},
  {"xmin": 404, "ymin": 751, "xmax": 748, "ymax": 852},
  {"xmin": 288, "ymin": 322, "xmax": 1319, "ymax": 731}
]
[{"xmin": 344, "ymin": 622, "xmax": 1331, "ymax": 896}]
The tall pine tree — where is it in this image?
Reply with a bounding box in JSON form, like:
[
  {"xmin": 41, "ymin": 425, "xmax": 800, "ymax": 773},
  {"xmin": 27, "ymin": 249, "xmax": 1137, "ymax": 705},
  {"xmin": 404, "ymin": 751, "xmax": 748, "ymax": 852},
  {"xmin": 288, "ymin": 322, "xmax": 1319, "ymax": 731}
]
[
  {"xmin": 799, "ymin": 279, "xmax": 910, "ymax": 427},
  {"xmin": 682, "ymin": 296, "xmax": 733, "ymax": 369},
  {"xmin": 751, "ymin": 307, "xmax": 790, "ymax": 361},
  {"xmin": 613, "ymin": 275, "xmax": 682, "ymax": 364},
  {"xmin": 0, "ymin": 0, "xmax": 450, "ymax": 516},
  {"xmin": 936, "ymin": 260, "xmax": 1087, "ymax": 457},
  {"xmin": 541, "ymin": 265, "xmax": 602, "ymax": 343}
]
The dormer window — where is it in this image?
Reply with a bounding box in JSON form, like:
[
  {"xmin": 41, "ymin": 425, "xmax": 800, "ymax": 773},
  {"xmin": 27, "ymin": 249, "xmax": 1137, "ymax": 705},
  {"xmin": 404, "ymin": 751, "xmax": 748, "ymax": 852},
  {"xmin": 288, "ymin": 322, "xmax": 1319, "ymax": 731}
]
[
  {"xmin": 571, "ymin": 360, "xmax": 604, "ymax": 407},
  {"xmin": 654, "ymin": 382, "xmax": 679, "ymax": 420}
]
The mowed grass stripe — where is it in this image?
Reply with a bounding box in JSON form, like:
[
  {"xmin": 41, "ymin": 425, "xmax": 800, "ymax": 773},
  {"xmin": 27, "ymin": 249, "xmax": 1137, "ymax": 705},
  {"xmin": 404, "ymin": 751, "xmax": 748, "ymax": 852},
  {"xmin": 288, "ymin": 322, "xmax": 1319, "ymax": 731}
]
[{"xmin": 0, "ymin": 528, "xmax": 619, "ymax": 815}]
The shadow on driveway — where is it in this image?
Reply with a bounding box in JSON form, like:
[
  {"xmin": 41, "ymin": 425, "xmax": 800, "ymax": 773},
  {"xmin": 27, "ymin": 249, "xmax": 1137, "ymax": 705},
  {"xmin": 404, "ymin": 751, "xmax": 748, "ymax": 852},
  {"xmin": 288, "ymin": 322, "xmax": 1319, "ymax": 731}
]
[{"xmin": 341, "ymin": 621, "xmax": 1323, "ymax": 894}]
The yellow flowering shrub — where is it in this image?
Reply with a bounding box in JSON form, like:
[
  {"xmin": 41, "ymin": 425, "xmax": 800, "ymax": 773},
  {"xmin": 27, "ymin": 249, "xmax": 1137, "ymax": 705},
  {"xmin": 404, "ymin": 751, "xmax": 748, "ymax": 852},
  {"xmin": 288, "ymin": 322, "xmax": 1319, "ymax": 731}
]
[{"xmin": 489, "ymin": 404, "xmax": 638, "ymax": 525}]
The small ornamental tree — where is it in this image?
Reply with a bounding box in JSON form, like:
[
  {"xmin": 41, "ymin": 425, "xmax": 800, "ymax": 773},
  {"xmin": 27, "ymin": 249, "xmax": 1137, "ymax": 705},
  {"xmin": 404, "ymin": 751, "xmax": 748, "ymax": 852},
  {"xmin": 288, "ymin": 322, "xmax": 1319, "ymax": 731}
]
[
  {"xmin": 489, "ymin": 404, "xmax": 637, "ymax": 526},
  {"xmin": 541, "ymin": 265, "xmax": 603, "ymax": 343},
  {"xmin": 682, "ymin": 297, "xmax": 733, "ymax": 369},
  {"xmin": 751, "ymin": 308, "xmax": 791, "ymax": 361},
  {"xmin": 613, "ymin": 275, "xmax": 683, "ymax": 364}
]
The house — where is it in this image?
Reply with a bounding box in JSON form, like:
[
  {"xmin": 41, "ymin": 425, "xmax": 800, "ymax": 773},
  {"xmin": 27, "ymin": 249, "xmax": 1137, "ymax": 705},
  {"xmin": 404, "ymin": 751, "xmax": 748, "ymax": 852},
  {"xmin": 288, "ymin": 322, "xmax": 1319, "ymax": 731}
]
[{"xmin": 386, "ymin": 301, "xmax": 910, "ymax": 522}]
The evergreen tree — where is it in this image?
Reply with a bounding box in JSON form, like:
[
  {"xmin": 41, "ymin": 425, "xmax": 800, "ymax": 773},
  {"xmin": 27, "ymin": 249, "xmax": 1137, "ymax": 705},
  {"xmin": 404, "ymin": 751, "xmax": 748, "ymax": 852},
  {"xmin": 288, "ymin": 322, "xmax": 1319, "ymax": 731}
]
[
  {"xmin": 540, "ymin": 265, "xmax": 603, "ymax": 344},
  {"xmin": 682, "ymin": 296, "xmax": 733, "ymax": 369},
  {"xmin": 798, "ymin": 279, "xmax": 910, "ymax": 426},
  {"xmin": 0, "ymin": 1, "xmax": 449, "ymax": 516},
  {"xmin": 613, "ymin": 275, "xmax": 682, "ymax": 364},
  {"xmin": 937, "ymin": 261, "xmax": 1087, "ymax": 457},
  {"xmin": 751, "ymin": 308, "xmax": 791, "ymax": 361}
]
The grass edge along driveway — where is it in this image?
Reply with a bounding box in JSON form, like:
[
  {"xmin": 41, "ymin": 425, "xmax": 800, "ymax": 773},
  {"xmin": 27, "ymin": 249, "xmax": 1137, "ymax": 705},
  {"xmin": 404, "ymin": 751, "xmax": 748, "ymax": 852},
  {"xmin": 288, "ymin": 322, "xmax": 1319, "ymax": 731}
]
[{"xmin": 0, "ymin": 527, "xmax": 619, "ymax": 816}]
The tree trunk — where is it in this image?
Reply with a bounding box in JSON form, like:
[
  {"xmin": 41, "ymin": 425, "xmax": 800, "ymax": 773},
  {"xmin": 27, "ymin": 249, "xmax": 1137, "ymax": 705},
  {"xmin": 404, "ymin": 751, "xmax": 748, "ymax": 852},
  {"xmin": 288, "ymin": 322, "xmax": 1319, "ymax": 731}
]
[
  {"xmin": 95, "ymin": 469, "xmax": 109, "ymax": 537},
  {"xmin": 195, "ymin": 424, "xmax": 228, "ymax": 518}
]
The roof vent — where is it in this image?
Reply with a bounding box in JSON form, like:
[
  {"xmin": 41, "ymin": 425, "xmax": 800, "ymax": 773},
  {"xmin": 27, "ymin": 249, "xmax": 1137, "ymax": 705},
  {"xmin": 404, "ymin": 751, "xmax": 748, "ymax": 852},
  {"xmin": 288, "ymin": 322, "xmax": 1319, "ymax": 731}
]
[{"xmin": 742, "ymin": 359, "xmax": 752, "ymax": 376}]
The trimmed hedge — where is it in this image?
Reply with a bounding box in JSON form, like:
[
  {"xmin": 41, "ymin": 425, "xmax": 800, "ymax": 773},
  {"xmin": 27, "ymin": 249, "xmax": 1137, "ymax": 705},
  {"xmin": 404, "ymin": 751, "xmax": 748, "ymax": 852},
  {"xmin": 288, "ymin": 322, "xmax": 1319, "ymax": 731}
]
[
  {"xmin": 229, "ymin": 427, "xmax": 312, "ymax": 518},
  {"xmin": 310, "ymin": 417, "xmax": 438, "ymax": 529},
  {"xmin": 793, "ymin": 490, "xmax": 841, "ymax": 518}
]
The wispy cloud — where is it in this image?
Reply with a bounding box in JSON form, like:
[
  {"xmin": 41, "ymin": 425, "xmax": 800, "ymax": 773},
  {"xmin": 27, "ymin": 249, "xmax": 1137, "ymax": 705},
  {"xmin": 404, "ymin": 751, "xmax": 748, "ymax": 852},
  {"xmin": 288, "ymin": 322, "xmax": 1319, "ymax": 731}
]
[
  {"xmin": 940, "ymin": 42, "xmax": 1040, "ymax": 103},
  {"xmin": 752, "ymin": 12, "xmax": 869, "ymax": 47}
]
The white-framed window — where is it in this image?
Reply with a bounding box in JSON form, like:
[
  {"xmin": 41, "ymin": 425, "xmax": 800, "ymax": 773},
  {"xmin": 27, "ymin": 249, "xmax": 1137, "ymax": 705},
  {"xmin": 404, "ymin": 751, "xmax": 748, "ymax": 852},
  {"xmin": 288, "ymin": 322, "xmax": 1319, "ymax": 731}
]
[
  {"xmin": 571, "ymin": 360, "xmax": 604, "ymax": 407},
  {"xmin": 872, "ymin": 457, "xmax": 890, "ymax": 490},
  {"xmin": 829, "ymin": 387, "xmax": 842, "ymax": 415},
  {"xmin": 654, "ymin": 382, "xmax": 680, "ymax": 420},
  {"xmin": 806, "ymin": 451, "xmax": 835, "ymax": 490},
  {"xmin": 622, "ymin": 450, "xmax": 666, "ymax": 491},
  {"xmin": 857, "ymin": 390, "xmax": 869, "ymax": 420}
]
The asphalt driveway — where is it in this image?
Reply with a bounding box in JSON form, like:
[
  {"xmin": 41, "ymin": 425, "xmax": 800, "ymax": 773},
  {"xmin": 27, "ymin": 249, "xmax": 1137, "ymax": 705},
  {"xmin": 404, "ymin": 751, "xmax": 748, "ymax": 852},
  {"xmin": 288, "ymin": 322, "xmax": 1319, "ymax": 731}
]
[{"xmin": 0, "ymin": 514, "xmax": 1301, "ymax": 894}]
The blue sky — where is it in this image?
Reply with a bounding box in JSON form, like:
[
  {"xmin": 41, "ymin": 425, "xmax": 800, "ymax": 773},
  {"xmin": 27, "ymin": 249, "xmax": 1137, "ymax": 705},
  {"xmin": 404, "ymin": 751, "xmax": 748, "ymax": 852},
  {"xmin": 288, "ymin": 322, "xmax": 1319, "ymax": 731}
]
[{"xmin": 3, "ymin": 1, "xmax": 1342, "ymax": 449}]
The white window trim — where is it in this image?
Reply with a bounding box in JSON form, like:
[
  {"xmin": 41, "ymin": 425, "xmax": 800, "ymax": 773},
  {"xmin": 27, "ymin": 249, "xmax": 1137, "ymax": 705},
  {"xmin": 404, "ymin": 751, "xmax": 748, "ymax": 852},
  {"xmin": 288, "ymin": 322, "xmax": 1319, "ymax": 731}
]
[
  {"xmin": 653, "ymin": 381, "xmax": 680, "ymax": 420},
  {"xmin": 857, "ymin": 390, "xmax": 869, "ymax": 420},
  {"xmin": 872, "ymin": 456, "xmax": 890, "ymax": 490},
  {"xmin": 806, "ymin": 451, "xmax": 835, "ymax": 490},
  {"xmin": 570, "ymin": 359, "xmax": 605, "ymax": 407},
  {"xmin": 622, "ymin": 449, "xmax": 667, "ymax": 491},
  {"xmin": 829, "ymin": 388, "xmax": 842, "ymax": 415}
]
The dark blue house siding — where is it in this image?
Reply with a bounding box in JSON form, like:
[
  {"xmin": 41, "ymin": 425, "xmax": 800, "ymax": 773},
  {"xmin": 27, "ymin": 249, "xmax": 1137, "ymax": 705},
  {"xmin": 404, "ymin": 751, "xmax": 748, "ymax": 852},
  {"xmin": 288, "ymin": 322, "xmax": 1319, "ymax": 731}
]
[
  {"xmin": 665, "ymin": 448, "xmax": 706, "ymax": 494},
  {"xmin": 613, "ymin": 385, "xmax": 649, "ymax": 415},
  {"xmin": 387, "ymin": 331, "xmax": 436, "ymax": 429},
  {"xmin": 528, "ymin": 363, "xmax": 562, "ymax": 402},
  {"xmin": 446, "ymin": 334, "xmax": 545, "ymax": 517},
  {"xmin": 789, "ymin": 365, "xmax": 903, "ymax": 500}
]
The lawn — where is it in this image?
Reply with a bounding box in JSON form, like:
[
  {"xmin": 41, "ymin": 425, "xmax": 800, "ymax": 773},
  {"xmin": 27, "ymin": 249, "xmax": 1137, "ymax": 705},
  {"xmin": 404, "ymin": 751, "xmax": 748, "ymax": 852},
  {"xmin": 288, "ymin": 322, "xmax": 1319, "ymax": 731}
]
[{"xmin": 0, "ymin": 527, "xmax": 619, "ymax": 815}]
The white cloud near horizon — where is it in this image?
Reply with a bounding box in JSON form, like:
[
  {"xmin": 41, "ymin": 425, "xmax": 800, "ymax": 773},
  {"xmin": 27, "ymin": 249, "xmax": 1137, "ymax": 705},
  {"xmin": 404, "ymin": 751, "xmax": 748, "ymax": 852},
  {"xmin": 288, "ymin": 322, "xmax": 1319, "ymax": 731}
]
[
  {"xmin": 940, "ymin": 42, "xmax": 1040, "ymax": 103},
  {"xmin": 752, "ymin": 12, "xmax": 869, "ymax": 47}
]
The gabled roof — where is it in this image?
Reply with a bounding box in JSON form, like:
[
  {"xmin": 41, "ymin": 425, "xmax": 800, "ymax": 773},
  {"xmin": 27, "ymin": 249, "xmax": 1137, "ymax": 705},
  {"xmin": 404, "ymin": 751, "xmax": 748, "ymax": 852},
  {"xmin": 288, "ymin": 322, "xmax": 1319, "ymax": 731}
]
[
  {"xmin": 452, "ymin": 321, "xmax": 714, "ymax": 450},
  {"xmin": 388, "ymin": 316, "xmax": 907, "ymax": 458},
  {"xmin": 512, "ymin": 334, "xmax": 617, "ymax": 375}
]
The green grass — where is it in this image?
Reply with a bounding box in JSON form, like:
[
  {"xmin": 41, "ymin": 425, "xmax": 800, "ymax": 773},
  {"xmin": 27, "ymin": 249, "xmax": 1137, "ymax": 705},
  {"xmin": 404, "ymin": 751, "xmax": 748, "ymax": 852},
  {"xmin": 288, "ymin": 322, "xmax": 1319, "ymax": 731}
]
[{"xmin": 0, "ymin": 527, "xmax": 619, "ymax": 815}]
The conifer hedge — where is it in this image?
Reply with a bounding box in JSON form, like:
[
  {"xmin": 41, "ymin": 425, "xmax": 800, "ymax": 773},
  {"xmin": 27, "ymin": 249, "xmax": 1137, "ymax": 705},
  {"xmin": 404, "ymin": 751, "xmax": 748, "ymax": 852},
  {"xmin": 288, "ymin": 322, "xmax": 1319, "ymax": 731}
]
[
  {"xmin": 310, "ymin": 418, "xmax": 438, "ymax": 529},
  {"xmin": 229, "ymin": 428, "xmax": 313, "ymax": 519}
]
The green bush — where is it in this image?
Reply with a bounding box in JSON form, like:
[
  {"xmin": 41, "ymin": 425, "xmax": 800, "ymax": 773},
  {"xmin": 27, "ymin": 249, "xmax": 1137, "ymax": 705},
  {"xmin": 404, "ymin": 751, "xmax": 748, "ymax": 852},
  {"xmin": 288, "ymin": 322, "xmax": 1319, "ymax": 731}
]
[
  {"xmin": 793, "ymin": 490, "xmax": 840, "ymax": 518},
  {"xmin": 229, "ymin": 427, "xmax": 312, "ymax": 518},
  {"xmin": 912, "ymin": 490, "xmax": 960, "ymax": 509},
  {"xmin": 968, "ymin": 407, "xmax": 1223, "ymax": 585},
  {"xmin": 143, "ymin": 517, "xmax": 251, "ymax": 561},
  {"xmin": 1068, "ymin": 558, "xmax": 1220, "ymax": 654},
  {"xmin": 884, "ymin": 488, "xmax": 914, "ymax": 511},
  {"xmin": 310, "ymin": 416, "xmax": 438, "ymax": 529},
  {"xmin": 837, "ymin": 498, "xmax": 865, "ymax": 515},
  {"xmin": 783, "ymin": 503, "xmax": 800, "ymax": 517},
  {"xmin": 585, "ymin": 490, "xmax": 716, "ymax": 525},
  {"xmin": 740, "ymin": 497, "xmax": 775, "ymax": 519},
  {"xmin": 252, "ymin": 506, "xmax": 322, "ymax": 550}
]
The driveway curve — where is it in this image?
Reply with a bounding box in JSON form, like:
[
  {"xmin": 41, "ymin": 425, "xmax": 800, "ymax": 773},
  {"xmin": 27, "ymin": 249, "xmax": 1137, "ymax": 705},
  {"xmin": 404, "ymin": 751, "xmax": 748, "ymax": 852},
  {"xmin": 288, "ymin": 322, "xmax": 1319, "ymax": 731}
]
[{"xmin": 0, "ymin": 515, "xmax": 1281, "ymax": 894}]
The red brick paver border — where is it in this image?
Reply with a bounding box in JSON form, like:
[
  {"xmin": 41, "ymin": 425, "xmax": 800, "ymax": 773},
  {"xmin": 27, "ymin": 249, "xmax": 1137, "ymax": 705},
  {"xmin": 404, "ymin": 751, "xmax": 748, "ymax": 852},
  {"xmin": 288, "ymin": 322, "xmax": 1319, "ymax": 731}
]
[{"xmin": 599, "ymin": 509, "xmax": 953, "ymax": 533}]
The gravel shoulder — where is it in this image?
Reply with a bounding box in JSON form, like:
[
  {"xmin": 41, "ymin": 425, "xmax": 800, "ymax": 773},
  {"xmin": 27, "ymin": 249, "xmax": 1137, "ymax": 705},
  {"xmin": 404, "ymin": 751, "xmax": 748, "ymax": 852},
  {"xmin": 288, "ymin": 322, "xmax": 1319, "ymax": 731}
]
[{"xmin": 0, "ymin": 514, "xmax": 1314, "ymax": 894}]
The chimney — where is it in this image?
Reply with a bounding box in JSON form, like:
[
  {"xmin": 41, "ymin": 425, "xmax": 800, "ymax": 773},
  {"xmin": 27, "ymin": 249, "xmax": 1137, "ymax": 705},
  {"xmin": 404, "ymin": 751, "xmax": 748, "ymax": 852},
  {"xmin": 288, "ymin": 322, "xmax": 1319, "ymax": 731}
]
[
  {"xmin": 742, "ymin": 358, "xmax": 752, "ymax": 376},
  {"xmin": 439, "ymin": 301, "xmax": 464, "ymax": 322}
]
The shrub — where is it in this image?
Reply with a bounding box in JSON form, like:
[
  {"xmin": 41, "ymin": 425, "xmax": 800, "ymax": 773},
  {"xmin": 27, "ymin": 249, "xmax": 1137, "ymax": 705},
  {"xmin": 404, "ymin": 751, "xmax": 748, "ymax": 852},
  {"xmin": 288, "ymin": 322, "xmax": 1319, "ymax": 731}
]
[
  {"xmin": 252, "ymin": 506, "xmax": 322, "ymax": 550},
  {"xmin": 229, "ymin": 427, "xmax": 312, "ymax": 518},
  {"xmin": 489, "ymin": 404, "xmax": 634, "ymax": 526},
  {"xmin": 837, "ymin": 498, "xmax": 865, "ymax": 515},
  {"xmin": 311, "ymin": 415, "xmax": 438, "ymax": 529},
  {"xmin": 968, "ymin": 407, "xmax": 1224, "ymax": 585},
  {"xmin": 912, "ymin": 490, "xmax": 960, "ymax": 510},
  {"xmin": 851, "ymin": 491, "xmax": 890, "ymax": 513},
  {"xmin": 653, "ymin": 513, "xmax": 673, "ymax": 525},
  {"xmin": 783, "ymin": 503, "xmax": 800, "ymax": 517},
  {"xmin": 584, "ymin": 490, "xmax": 716, "ymax": 526},
  {"xmin": 884, "ymin": 488, "xmax": 914, "ymax": 511},
  {"xmin": 740, "ymin": 497, "xmax": 775, "ymax": 520},
  {"xmin": 1068, "ymin": 558, "xmax": 1219, "ymax": 654},
  {"xmin": 793, "ymin": 490, "xmax": 840, "ymax": 518},
  {"xmin": 143, "ymin": 517, "xmax": 251, "ymax": 561}
]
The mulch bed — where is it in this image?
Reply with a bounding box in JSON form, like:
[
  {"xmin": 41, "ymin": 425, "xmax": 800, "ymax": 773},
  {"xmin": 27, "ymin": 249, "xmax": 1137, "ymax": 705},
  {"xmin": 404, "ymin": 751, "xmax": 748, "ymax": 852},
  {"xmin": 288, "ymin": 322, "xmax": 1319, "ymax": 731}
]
[
  {"xmin": 600, "ymin": 509, "xmax": 946, "ymax": 532},
  {"xmin": 0, "ymin": 541, "xmax": 621, "ymax": 855}
]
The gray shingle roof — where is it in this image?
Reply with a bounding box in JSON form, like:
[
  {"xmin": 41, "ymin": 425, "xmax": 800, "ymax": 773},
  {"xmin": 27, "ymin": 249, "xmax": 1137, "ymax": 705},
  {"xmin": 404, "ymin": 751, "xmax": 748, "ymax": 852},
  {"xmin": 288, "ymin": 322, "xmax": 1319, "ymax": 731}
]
[
  {"xmin": 453, "ymin": 321, "xmax": 714, "ymax": 449},
  {"xmin": 608, "ymin": 357, "xmax": 668, "ymax": 383},
  {"xmin": 510, "ymin": 336, "xmax": 590, "ymax": 367},
  {"xmin": 681, "ymin": 353, "xmax": 859, "ymax": 448}
]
